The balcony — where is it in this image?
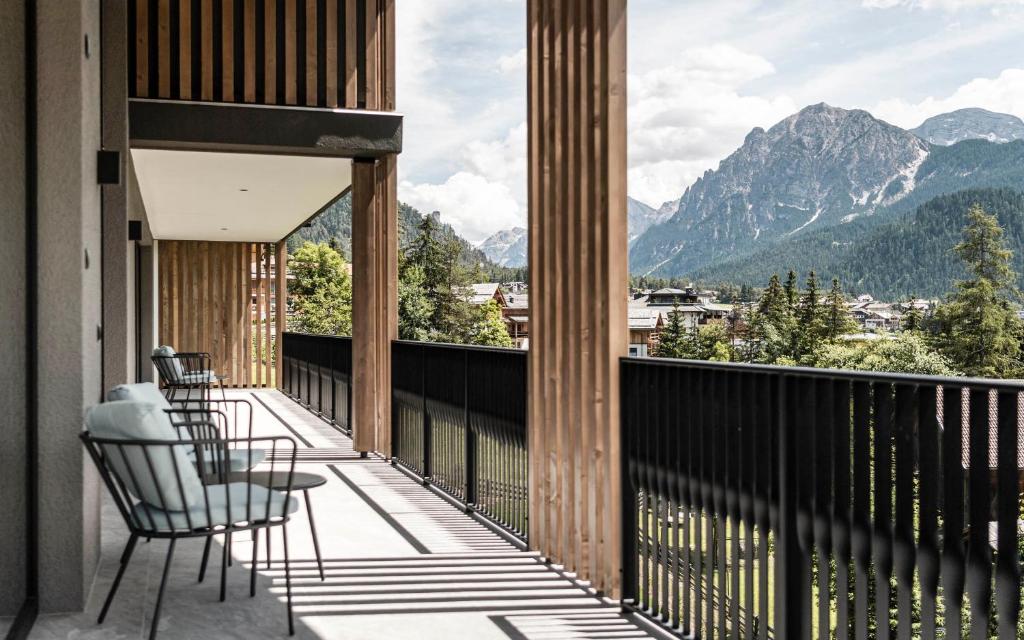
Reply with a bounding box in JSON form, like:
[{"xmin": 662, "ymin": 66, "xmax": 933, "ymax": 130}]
[
  {"xmin": 29, "ymin": 386, "xmax": 654, "ymax": 639},
  {"xmin": 283, "ymin": 334, "xmax": 1024, "ymax": 639}
]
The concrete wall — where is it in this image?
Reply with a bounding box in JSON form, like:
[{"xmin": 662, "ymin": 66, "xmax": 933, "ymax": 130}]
[
  {"xmin": 36, "ymin": 0, "xmax": 104, "ymax": 612},
  {"xmin": 0, "ymin": 0, "xmax": 28, "ymax": 617},
  {"xmin": 101, "ymin": 0, "xmax": 131, "ymax": 391}
]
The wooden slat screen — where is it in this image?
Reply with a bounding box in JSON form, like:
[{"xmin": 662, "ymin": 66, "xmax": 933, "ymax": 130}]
[
  {"xmin": 527, "ymin": 0, "xmax": 628, "ymax": 598},
  {"xmin": 158, "ymin": 240, "xmax": 285, "ymax": 388},
  {"xmin": 129, "ymin": 0, "xmax": 389, "ymax": 109}
]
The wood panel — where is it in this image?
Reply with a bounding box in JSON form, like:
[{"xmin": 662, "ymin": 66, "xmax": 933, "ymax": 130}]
[
  {"xmin": 130, "ymin": 0, "xmax": 375, "ymax": 109},
  {"xmin": 157, "ymin": 240, "xmax": 284, "ymax": 388},
  {"xmin": 527, "ymin": 0, "xmax": 628, "ymax": 599}
]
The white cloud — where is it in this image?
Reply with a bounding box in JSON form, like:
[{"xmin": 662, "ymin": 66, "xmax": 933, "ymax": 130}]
[
  {"xmin": 399, "ymin": 123, "xmax": 528, "ymax": 243},
  {"xmin": 873, "ymin": 68, "xmax": 1024, "ymax": 127},
  {"xmin": 863, "ymin": 0, "xmax": 1024, "ymax": 8},
  {"xmin": 627, "ymin": 44, "xmax": 797, "ymax": 207},
  {"xmin": 400, "ymin": 172, "xmax": 523, "ymax": 244},
  {"xmin": 498, "ymin": 48, "xmax": 527, "ymax": 74}
]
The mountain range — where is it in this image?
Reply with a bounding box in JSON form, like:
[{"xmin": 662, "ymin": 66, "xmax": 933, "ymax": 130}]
[
  {"xmin": 479, "ymin": 104, "xmax": 1024, "ymax": 285},
  {"xmin": 626, "ymin": 103, "xmax": 1024, "ymax": 291}
]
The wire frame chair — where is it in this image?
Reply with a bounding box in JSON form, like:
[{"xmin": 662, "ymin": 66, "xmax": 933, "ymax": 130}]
[
  {"xmin": 81, "ymin": 428, "xmax": 299, "ymax": 639},
  {"xmin": 152, "ymin": 351, "xmax": 227, "ymax": 404}
]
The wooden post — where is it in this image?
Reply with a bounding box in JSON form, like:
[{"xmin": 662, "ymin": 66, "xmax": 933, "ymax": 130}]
[
  {"xmin": 275, "ymin": 241, "xmax": 287, "ymax": 388},
  {"xmin": 527, "ymin": 0, "xmax": 628, "ymax": 598},
  {"xmin": 351, "ymin": 156, "xmax": 397, "ymax": 455}
]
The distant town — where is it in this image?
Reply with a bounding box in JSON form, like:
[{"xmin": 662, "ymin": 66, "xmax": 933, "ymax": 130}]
[{"xmin": 468, "ymin": 281, "xmax": 938, "ymax": 358}]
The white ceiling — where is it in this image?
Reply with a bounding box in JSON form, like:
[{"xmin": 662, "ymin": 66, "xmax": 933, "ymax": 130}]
[{"xmin": 131, "ymin": 149, "xmax": 351, "ymax": 242}]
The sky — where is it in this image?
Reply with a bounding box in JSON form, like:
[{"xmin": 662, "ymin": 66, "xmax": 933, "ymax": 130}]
[{"xmin": 395, "ymin": 0, "xmax": 1024, "ymax": 244}]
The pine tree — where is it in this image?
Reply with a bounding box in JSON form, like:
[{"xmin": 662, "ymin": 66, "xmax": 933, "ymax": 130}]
[
  {"xmin": 796, "ymin": 271, "xmax": 825, "ymax": 358},
  {"xmin": 747, "ymin": 274, "xmax": 795, "ymax": 363},
  {"xmin": 784, "ymin": 270, "xmax": 800, "ymax": 311},
  {"xmin": 902, "ymin": 304, "xmax": 924, "ymax": 333},
  {"xmin": 655, "ymin": 306, "xmax": 688, "ymax": 358},
  {"xmin": 823, "ymin": 278, "xmax": 855, "ymax": 340},
  {"xmin": 935, "ymin": 204, "xmax": 1023, "ymax": 378},
  {"xmin": 403, "ymin": 214, "xmax": 474, "ymax": 343}
]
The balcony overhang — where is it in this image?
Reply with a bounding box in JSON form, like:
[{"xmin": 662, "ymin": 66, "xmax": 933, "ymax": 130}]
[
  {"xmin": 128, "ymin": 99, "xmax": 401, "ymax": 243},
  {"xmin": 129, "ymin": 99, "xmax": 403, "ymax": 158}
]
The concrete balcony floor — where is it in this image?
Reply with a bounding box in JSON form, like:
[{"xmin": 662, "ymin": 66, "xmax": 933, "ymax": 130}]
[{"xmin": 29, "ymin": 389, "xmax": 654, "ymax": 640}]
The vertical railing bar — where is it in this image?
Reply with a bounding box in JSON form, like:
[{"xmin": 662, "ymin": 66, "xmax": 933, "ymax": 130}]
[
  {"xmin": 994, "ymin": 390, "xmax": 1021, "ymax": 639},
  {"xmin": 966, "ymin": 388, "xmax": 992, "ymax": 637}
]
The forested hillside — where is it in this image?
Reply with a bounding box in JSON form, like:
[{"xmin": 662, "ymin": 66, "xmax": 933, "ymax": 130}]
[
  {"xmin": 287, "ymin": 193, "xmax": 526, "ymax": 281},
  {"xmin": 694, "ymin": 188, "xmax": 1024, "ymax": 298}
]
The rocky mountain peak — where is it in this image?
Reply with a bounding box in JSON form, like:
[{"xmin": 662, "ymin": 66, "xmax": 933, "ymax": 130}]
[
  {"xmin": 629, "ymin": 103, "xmax": 931, "ymax": 276},
  {"xmin": 911, "ymin": 107, "xmax": 1024, "ymax": 146}
]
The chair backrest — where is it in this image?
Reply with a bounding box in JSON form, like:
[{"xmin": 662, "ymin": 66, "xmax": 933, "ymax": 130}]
[
  {"xmin": 107, "ymin": 381, "xmax": 171, "ymax": 407},
  {"xmin": 85, "ymin": 401, "xmax": 204, "ymax": 511},
  {"xmin": 152, "ymin": 345, "xmax": 185, "ymax": 384}
]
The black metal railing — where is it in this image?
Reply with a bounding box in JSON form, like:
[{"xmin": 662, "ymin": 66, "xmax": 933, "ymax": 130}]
[
  {"xmin": 391, "ymin": 340, "xmax": 528, "ymax": 541},
  {"xmin": 622, "ymin": 357, "xmax": 1024, "ymax": 639},
  {"xmin": 280, "ymin": 332, "xmax": 352, "ymax": 434}
]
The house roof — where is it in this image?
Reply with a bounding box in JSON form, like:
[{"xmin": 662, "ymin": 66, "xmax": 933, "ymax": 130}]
[{"xmin": 468, "ymin": 283, "xmax": 503, "ymax": 305}]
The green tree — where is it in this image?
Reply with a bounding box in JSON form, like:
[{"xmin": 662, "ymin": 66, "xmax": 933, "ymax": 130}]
[
  {"xmin": 680, "ymin": 323, "xmax": 733, "ymax": 362},
  {"xmin": 397, "ymin": 261, "xmax": 434, "ymax": 341},
  {"xmin": 403, "ymin": 214, "xmax": 474, "ymax": 343},
  {"xmin": 288, "ymin": 241, "xmax": 352, "ymax": 336},
  {"xmin": 810, "ymin": 333, "xmax": 959, "ymax": 376},
  {"xmin": 823, "ymin": 277, "xmax": 856, "ymax": 340},
  {"xmin": 902, "ymin": 304, "xmax": 925, "ymax": 333},
  {"xmin": 784, "ymin": 270, "xmax": 800, "ymax": 311},
  {"xmin": 654, "ymin": 306, "xmax": 689, "ymax": 358},
  {"xmin": 796, "ymin": 271, "xmax": 826, "ymax": 357},
  {"xmin": 934, "ymin": 204, "xmax": 1023, "ymax": 377},
  {"xmin": 466, "ymin": 300, "xmax": 513, "ymax": 347},
  {"xmin": 747, "ymin": 274, "xmax": 796, "ymax": 364}
]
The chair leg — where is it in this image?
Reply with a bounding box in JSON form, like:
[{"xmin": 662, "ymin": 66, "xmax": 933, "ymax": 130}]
[
  {"xmin": 198, "ymin": 537, "xmax": 212, "ymax": 583},
  {"xmin": 282, "ymin": 523, "xmax": 294, "ymax": 636},
  {"xmin": 266, "ymin": 524, "xmax": 272, "ymax": 569},
  {"xmin": 303, "ymin": 490, "xmax": 324, "ymax": 581},
  {"xmin": 148, "ymin": 538, "xmax": 177, "ymax": 640},
  {"xmin": 250, "ymin": 528, "xmax": 260, "ymax": 597},
  {"xmin": 219, "ymin": 532, "xmax": 229, "ymax": 602},
  {"xmin": 98, "ymin": 534, "xmax": 139, "ymax": 624}
]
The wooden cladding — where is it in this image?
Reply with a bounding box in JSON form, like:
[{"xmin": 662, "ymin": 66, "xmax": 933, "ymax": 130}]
[
  {"xmin": 351, "ymin": 157, "xmax": 398, "ymax": 455},
  {"xmin": 157, "ymin": 240, "xmax": 286, "ymax": 388},
  {"xmin": 527, "ymin": 0, "xmax": 628, "ymax": 597},
  {"xmin": 129, "ymin": 0, "xmax": 394, "ymax": 110}
]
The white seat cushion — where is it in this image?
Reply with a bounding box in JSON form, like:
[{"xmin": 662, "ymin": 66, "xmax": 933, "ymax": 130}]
[
  {"xmin": 130, "ymin": 482, "xmax": 298, "ymax": 531},
  {"xmin": 86, "ymin": 401, "xmax": 204, "ymax": 512},
  {"xmin": 189, "ymin": 447, "xmax": 267, "ymax": 473},
  {"xmin": 107, "ymin": 381, "xmax": 191, "ymax": 426},
  {"xmin": 180, "ymin": 370, "xmax": 217, "ymax": 384}
]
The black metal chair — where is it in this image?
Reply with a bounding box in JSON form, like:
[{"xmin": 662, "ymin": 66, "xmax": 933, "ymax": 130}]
[
  {"xmin": 152, "ymin": 348, "xmax": 228, "ymax": 404},
  {"xmin": 82, "ymin": 412, "xmax": 299, "ymax": 640}
]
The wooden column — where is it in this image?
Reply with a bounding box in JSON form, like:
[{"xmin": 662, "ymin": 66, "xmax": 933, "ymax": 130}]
[
  {"xmin": 350, "ymin": 0, "xmax": 396, "ymax": 455},
  {"xmin": 527, "ymin": 0, "xmax": 628, "ymax": 597},
  {"xmin": 351, "ymin": 157, "xmax": 397, "ymax": 455},
  {"xmin": 275, "ymin": 241, "xmax": 287, "ymax": 387}
]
